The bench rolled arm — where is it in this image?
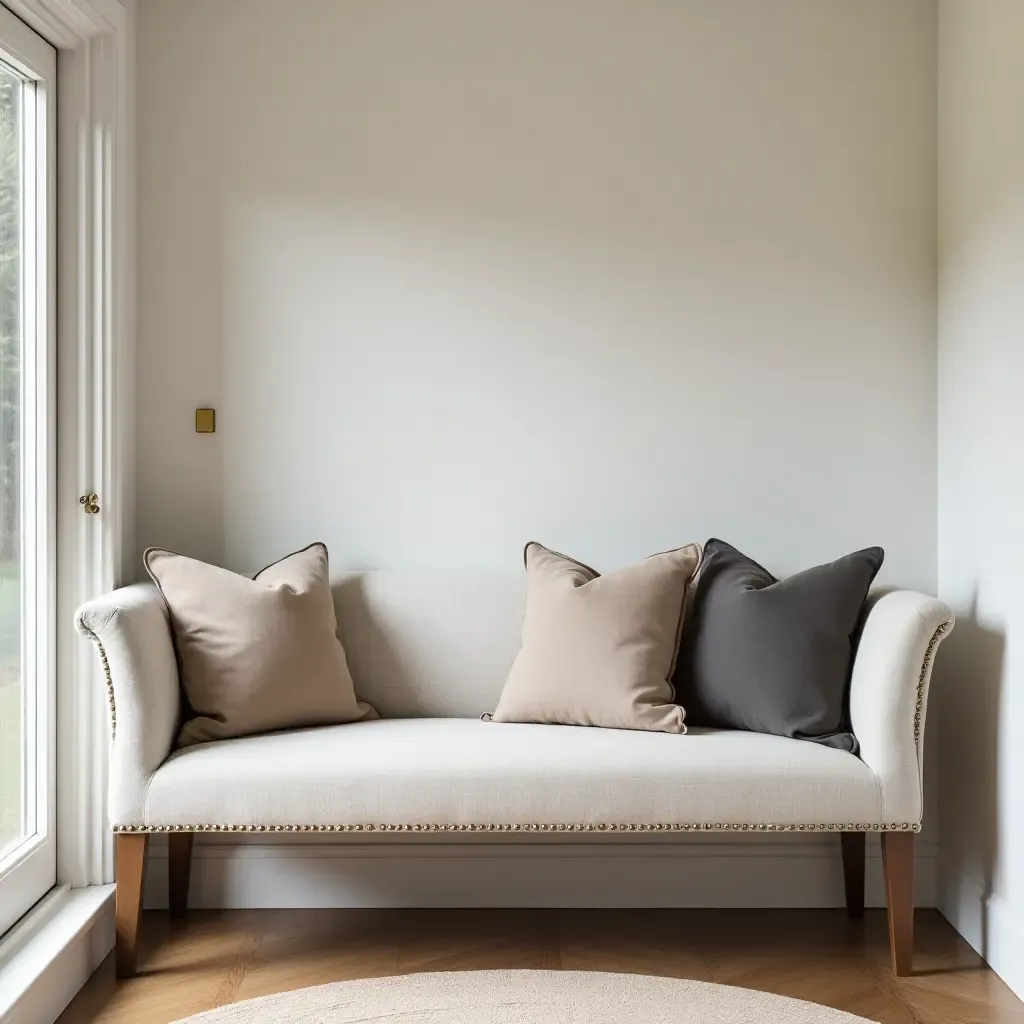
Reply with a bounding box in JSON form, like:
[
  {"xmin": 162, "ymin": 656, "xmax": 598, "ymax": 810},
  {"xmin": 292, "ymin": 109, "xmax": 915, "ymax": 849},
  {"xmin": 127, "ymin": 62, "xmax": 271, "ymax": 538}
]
[
  {"xmin": 849, "ymin": 589, "xmax": 953, "ymax": 826},
  {"xmin": 76, "ymin": 583, "xmax": 180, "ymax": 826}
]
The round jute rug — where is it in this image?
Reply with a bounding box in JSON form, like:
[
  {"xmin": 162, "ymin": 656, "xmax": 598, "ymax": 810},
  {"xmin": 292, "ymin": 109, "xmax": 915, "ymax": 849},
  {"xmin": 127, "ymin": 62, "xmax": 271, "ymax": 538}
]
[{"xmin": 173, "ymin": 969, "xmax": 874, "ymax": 1023}]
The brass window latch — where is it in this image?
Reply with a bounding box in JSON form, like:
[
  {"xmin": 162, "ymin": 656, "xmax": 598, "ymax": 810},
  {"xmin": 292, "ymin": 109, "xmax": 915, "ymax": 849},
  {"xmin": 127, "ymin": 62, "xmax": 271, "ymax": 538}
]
[{"xmin": 80, "ymin": 493, "xmax": 100, "ymax": 514}]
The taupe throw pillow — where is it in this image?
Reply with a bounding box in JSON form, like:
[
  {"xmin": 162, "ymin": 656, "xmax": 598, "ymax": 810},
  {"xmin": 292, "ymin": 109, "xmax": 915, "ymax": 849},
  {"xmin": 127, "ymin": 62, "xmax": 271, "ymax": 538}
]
[
  {"xmin": 489, "ymin": 542, "xmax": 702, "ymax": 732},
  {"xmin": 145, "ymin": 542, "xmax": 376, "ymax": 747}
]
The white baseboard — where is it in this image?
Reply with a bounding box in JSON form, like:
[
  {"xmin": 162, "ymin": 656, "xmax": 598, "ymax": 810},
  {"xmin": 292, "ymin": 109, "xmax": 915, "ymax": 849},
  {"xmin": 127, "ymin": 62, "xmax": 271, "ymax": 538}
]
[
  {"xmin": 938, "ymin": 848, "xmax": 1024, "ymax": 1001},
  {"xmin": 0, "ymin": 884, "xmax": 114, "ymax": 1024},
  {"xmin": 143, "ymin": 835, "xmax": 936, "ymax": 910}
]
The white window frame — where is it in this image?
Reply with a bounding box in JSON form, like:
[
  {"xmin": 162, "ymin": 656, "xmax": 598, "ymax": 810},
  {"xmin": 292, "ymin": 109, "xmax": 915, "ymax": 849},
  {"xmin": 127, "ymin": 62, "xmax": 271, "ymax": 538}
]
[
  {"xmin": 3, "ymin": 0, "xmax": 134, "ymax": 891},
  {"xmin": 0, "ymin": 2, "xmax": 57, "ymax": 940},
  {"xmin": 0, "ymin": 0, "xmax": 131, "ymax": 1020}
]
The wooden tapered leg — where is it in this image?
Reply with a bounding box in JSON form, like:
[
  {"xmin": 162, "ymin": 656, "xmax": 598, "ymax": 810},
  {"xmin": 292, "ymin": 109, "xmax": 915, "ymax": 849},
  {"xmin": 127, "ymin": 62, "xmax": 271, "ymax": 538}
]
[
  {"xmin": 840, "ymin": 831, "xmax": 865, "ymax": 919},
  {"xmin": 115, "ymin": 833, "xmax": 149, "ymax": 978},
  {"xmin": 882, "ymin": 831, "xmax": 915, "ymax": 976},
  {"xmin": 168, "ymin": 832, "xmax": 195, "ymax": 919}
]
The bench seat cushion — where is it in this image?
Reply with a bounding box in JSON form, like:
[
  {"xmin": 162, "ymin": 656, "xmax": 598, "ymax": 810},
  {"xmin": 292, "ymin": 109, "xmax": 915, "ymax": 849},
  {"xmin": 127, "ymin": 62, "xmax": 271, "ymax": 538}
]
[{"xmin": 130, "ymin": 718, "xmax": 889, "ymax": 831}]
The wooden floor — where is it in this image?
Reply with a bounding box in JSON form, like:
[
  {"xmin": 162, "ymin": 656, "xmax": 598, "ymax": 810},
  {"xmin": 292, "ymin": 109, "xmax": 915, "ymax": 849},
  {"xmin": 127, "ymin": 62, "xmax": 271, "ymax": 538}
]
[{"xmin": 60, "ymin": 908, "xmax": 1023, "ymax": 1024}]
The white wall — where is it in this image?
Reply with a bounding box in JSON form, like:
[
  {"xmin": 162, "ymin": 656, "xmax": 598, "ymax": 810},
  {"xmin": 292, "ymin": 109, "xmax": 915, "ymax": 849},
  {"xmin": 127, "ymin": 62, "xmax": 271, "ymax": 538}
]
[
  {"xmin": 937, "ymin": 0, "xmax": 1024, "ymax": 998},
  {"xmin": 136, "ymin": 0, "xmax": 937, "ymax": 588},
  {"xmin": 134, "ymin": 0, "xmax": 939, "ymax": 908}
]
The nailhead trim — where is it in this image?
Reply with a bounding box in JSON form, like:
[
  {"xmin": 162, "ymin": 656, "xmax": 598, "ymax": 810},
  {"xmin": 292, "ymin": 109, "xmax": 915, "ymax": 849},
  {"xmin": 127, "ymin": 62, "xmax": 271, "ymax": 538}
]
[
  {"xmin": 76, "ymin": 618, "xmax": 117, "ymax": 737},
  {"xmin": 914, "ymin": 621, "xmax": 950, "ymax": 746},
  {"xmin": 112, "ymin": 821, "xmax": 921, "ymax": 834}
]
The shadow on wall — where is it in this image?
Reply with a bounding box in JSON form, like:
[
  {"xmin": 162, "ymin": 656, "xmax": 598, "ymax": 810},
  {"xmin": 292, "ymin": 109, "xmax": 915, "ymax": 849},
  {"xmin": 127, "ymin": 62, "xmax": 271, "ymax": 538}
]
[{"xmin": 934, "ymin": 589, "xmax": 1004, "ymax": 960}]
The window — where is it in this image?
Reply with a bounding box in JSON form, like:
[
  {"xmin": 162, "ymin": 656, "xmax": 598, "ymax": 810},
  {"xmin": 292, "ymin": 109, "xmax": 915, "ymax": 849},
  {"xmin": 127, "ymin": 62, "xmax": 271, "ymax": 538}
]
[{"xmin": 0, "ymin": 5, "xmax": 55, "ymax": 937}]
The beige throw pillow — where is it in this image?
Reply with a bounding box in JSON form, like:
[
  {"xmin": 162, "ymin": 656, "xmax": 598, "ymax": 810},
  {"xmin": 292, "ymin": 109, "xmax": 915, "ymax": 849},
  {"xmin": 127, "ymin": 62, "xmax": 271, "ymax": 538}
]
[
  {"xmin": 145, "ymin": 542, "xmax": 376, "ymax": 747},
  {"xmin": 489, "ymin": 542, "xmax": 701, "ymax": 732}
]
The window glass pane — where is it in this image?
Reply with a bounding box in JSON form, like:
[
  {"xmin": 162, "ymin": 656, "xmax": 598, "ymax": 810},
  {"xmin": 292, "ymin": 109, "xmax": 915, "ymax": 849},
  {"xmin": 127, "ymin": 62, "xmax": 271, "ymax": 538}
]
[{"xmin": 0, "ymin": 63, "xmax": 21, "ymax": 858}]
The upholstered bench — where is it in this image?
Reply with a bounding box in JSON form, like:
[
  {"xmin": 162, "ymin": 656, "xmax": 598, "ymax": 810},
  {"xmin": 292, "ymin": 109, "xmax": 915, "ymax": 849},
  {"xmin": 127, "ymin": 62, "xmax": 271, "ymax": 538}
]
[{"xmin": 77, "ymin": 573, "xmax": 952, "ymax": 978}]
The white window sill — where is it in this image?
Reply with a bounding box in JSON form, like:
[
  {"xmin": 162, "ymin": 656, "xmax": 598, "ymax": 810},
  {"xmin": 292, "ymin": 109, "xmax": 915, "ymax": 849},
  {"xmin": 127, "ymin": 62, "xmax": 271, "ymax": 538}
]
[{"xmin": 0, "ymin": 884, "xmax": 114, "ymax": 1024}]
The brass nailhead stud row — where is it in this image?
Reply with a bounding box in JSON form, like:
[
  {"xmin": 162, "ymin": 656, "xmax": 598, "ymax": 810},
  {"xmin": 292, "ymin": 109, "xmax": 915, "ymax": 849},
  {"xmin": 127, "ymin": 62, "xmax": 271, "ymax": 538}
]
[{"xmin": 112, "ymin": 821, "xmax": 921, "ymax": 834}]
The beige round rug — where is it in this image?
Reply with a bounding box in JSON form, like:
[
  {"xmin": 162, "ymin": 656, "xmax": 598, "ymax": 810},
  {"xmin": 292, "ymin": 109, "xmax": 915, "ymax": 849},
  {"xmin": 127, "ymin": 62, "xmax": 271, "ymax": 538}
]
[{"xmin": 175, "ymin": 970, "xmax": 874, "ymax": 1023}]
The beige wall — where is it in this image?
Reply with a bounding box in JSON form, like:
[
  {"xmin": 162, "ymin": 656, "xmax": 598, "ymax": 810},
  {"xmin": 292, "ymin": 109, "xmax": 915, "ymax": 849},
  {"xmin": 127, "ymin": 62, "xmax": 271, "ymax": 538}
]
[
  {"xmin": 937, "ymin": 0, "xmax": 1024, "ymax": 996},
  {"xmin": 136, "ymin": 0, "xmax": 937, "ymax": 589}
]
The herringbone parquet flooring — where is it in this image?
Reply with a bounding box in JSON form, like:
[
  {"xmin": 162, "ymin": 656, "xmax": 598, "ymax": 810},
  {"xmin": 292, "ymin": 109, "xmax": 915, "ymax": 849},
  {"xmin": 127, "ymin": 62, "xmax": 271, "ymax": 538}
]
[{"xmin": 59, "ymin": 909, "xmax": 1024, "ymax": 1024}]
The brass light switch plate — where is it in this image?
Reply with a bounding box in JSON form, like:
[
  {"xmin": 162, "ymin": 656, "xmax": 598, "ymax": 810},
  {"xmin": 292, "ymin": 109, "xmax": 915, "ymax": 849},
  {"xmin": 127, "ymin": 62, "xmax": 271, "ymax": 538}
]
[{"xmin": 195, "ymin": 408, "xmax": 216, "ymax": 433}]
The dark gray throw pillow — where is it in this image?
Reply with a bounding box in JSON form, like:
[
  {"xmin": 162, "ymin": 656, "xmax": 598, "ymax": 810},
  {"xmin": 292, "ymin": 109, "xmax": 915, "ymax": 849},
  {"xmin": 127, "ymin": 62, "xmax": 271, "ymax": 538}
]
[{"xmin": 673, "ymin": 539, "xmax": 883, "ymax": 752}]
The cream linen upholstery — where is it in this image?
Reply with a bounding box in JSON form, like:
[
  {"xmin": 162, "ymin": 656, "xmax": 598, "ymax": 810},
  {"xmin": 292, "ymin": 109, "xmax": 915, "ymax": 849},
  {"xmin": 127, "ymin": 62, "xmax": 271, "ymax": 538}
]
[
  {"xmin": 140, "ymin": 719, "xmax": 879, "ymax": 829},
  {"xmin": 75, "ymin": 584, "xmax": 181, "ymax": 825},
  {"xmin": 75, "ymin": 575, "xmax": 953, "ymax": 832},
  {"xmin": 332, "ymin": 572, "xmax": 524, "ymax": 718},
  {"xmin": 849, "ymin": 590, "xmax": 952, "ymax": 824}
]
